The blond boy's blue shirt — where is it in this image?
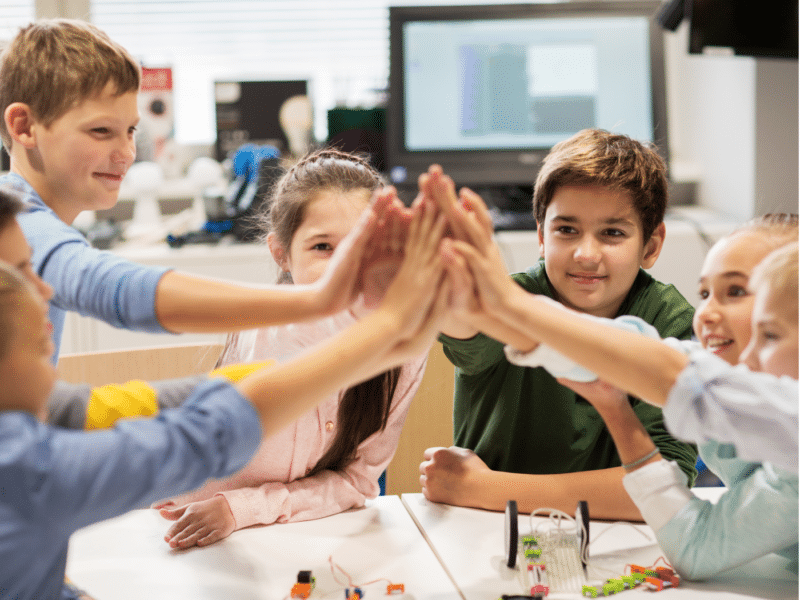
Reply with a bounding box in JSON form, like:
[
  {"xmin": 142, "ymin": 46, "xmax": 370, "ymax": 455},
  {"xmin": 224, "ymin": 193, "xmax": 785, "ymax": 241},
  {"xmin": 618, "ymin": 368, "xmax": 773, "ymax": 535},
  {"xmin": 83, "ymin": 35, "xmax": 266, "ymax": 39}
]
[
  {"xmin": 0, "ymin": 173, "xmax": 170, "ymax": 362},
  {"xmin": 0, "ymin": 379, "xmax": 261, "ymax": 600}
]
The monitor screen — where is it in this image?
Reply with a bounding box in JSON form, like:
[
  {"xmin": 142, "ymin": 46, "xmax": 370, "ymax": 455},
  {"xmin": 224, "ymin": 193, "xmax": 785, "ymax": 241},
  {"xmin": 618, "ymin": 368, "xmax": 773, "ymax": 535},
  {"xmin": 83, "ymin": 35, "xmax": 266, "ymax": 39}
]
[{"xmin": 388, "ymin": 2, "xmax": 668, "ymax": 191}]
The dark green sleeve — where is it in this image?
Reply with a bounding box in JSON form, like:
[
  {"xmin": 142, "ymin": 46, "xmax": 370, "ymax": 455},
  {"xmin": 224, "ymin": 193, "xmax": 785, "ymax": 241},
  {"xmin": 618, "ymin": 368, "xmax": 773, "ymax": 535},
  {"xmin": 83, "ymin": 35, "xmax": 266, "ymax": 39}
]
[
  {"xmin": 439, "ymin": 269, "xmax": 546, "ymax": 375},
  {"xmin": 439, "ymin": 332, "xmax": 507, "ymax": 375}
]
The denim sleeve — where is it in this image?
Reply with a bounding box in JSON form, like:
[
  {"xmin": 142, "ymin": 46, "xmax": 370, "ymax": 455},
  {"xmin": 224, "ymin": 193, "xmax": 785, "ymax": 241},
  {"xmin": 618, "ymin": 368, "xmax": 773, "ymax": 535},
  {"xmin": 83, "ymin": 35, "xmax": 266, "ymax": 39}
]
[{"xmin": 14, "ymin": 379, "xmax": 261, "ymax": 536}]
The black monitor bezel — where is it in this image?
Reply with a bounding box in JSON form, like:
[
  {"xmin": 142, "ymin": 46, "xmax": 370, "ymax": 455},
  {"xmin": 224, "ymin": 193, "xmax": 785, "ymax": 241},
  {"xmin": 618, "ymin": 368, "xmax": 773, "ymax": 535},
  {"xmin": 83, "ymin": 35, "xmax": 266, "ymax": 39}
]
[{"xmin": 387, "ymin": 1, "xmax": 669, "ymax": 189}]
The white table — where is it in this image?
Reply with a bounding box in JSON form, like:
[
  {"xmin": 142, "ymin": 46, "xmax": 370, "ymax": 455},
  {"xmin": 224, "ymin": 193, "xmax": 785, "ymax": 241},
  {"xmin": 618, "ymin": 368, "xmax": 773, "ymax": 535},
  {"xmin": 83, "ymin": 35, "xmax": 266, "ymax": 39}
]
[
  {"xmin": 66, "ymin": 496, "xmax": 461, "ymax": 600},
  {"xmin": 401, "ymin": 491, "xmax": 798, "ymax": 600}
]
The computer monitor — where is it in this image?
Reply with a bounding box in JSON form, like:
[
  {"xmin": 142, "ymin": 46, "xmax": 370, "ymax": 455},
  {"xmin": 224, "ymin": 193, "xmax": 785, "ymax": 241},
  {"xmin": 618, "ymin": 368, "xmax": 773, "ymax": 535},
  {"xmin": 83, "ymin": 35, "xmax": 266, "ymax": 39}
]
[{"xmin": 387, "ymin": 1, "xmax": 668, "ymax": 197}]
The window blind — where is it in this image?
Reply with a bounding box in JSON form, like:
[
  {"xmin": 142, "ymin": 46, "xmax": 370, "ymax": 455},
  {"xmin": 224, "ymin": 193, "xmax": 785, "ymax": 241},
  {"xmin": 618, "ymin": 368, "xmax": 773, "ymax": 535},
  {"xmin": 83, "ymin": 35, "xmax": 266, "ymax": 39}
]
[
  {"xmin": 1, "ymin": 1, "xmax": 35, "ymax": 43},
  {"xmin": 91, "ymin": 0, "xmax": 530, "ymax": 144}
]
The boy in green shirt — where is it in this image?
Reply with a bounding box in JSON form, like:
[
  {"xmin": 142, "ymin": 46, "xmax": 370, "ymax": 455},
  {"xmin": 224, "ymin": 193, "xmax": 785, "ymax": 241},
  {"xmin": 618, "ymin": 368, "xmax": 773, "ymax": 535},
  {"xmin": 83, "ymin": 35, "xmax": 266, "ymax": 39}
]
[{"xmin": 420, "ymin": 129, "xmax": 697, "ymax": 521}]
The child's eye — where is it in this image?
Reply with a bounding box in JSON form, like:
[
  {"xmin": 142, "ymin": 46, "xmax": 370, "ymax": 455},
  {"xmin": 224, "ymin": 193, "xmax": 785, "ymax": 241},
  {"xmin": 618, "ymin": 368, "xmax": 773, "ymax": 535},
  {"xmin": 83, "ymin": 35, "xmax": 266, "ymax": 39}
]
[
  {"xmin": 91, "ymin": 127, "xmax": 111, "ymax": 135},
  {"xmin": 311, "ymin": 243, "xmax": 333, "ymax": 252},
  {"xmin": 555, "ymin": 225, "xmax": 577, "ymax": 235},
  {"xmin": 602, "ymin": 228, "xmax": 625, "ymax": 238},
  {"xmin": 128, "ymin": 126, "xmax": 137, "ymax": 136},
  {"xmin": 727, "ymin": 285, "xmax": 749, "ymax": 298},
  {"xmin": 698, "ymin": 289, "xmax": 709, "ymax": 300}
]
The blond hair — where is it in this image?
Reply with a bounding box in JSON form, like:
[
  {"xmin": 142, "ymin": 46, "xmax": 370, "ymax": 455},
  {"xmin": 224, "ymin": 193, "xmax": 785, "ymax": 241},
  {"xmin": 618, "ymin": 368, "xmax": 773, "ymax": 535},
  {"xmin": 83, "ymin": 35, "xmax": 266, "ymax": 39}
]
[
  {"xmin": 750, "ymin": 242, "xmax": 799, "ymax": 316},
  {"xmin": 533, "ymin": 128, "xmax": 668, "ymax": 241},
  {"xmin": 0, "ymin": 19, "xmax": 140, "ymax": 148},
  {"xmin": 734, "ymin": 213, "xmax": 798, "ymax": 251}
]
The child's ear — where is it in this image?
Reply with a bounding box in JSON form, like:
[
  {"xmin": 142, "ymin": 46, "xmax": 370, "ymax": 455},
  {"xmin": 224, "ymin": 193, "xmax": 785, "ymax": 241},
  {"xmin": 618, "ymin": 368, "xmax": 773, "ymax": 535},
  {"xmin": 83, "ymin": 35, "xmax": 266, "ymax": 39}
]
[
  {"xmin": 266, "ymin": 232, "xmax": 290, "ymax": 273},
  {"xmin": 641, "ymin": 222, "xmax": 666, "ymax": 269},
  {"xmin": 537, "ymin": 222, "xmax": 545, "ymax": 259},
  {"xmin": 4, "ymin": 103, "xmax": 38, "ymax": 148}
]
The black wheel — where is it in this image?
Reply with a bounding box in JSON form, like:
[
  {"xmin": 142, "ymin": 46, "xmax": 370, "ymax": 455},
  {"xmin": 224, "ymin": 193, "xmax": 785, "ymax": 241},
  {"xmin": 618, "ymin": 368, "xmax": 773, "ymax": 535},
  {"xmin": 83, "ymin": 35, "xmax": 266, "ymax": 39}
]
[{"xmin": 505, "ymin": 499, "xmax": 518, "ymax": 568}]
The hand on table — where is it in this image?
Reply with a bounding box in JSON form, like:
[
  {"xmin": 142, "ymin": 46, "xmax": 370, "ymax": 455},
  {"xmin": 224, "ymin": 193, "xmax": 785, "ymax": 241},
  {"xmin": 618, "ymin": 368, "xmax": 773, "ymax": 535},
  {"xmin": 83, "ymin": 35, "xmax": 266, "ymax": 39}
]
[
  {"xmin": 158, "ymin": 495, "xmax": 236, "ymax": 549},
  {"xmin": 419, "ymin": 446, "xmax": 491, "ymax": 507}
]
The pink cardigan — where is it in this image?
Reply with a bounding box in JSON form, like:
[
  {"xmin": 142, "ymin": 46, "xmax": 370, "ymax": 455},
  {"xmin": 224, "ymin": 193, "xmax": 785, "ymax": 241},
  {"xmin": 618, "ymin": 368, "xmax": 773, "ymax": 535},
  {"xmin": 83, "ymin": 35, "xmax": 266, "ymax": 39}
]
[{"xmin": 163, "ymin": 311, "xmax": 427, "ymax": 530}]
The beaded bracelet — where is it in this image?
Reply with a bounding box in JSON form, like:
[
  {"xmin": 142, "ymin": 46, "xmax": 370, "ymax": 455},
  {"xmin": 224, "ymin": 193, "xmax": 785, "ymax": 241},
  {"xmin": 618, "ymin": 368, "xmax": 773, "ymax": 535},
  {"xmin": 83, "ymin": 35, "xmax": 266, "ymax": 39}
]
[{"xmin": 622, "ymin": 447, "xmax": 660, "ymax": 471}]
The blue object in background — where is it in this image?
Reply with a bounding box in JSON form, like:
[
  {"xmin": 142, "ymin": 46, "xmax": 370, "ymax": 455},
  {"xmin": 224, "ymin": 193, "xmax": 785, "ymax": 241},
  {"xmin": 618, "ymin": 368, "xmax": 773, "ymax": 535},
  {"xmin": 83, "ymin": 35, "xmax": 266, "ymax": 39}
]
[
  {"xmin": 695, "ymin": 456, "xmax": 724, "ymax": 487},
  {"xmin": 378, "ymin": 470, "xmax": 386, "ymax": 496}
]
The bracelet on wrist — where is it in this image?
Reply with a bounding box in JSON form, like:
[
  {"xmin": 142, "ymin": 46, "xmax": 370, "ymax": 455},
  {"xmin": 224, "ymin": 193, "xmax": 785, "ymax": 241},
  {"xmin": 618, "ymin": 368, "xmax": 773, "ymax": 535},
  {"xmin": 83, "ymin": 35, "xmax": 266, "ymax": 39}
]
[{"xmin": 622, "ymin": 447, "xmax": 660, "ymax": 471}]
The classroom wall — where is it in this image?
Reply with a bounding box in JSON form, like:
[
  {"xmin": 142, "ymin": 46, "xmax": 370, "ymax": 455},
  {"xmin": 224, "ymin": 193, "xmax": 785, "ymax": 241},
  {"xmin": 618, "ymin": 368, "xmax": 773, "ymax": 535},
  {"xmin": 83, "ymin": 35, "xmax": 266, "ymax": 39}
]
[
  {"xmin": 35, "ymin": 0, "xmax": 798, "ymax": 221},
  {"xmin": 665, "ymin": 22, "xmax": 798, "ymax": 220}
]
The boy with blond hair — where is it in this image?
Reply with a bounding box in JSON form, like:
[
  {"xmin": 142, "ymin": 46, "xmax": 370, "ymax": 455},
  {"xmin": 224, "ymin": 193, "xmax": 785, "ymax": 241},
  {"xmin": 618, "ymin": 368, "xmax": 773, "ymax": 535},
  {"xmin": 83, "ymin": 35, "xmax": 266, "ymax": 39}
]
[
  {"xmin": 0, "ymin": 19, "xmax": 380, "ymax": 362},
  {"xmin": 421, "ymin": 130, "xmax": 697, "ymax": 521}
]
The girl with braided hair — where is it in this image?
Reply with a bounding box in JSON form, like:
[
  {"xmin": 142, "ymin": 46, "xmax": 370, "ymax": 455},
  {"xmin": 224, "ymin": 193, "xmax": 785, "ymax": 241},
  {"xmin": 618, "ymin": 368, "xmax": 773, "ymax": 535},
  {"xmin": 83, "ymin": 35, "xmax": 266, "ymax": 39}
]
[{"xmin": 153, "ymin": 148, "xmax": 428, "ymax": 548}]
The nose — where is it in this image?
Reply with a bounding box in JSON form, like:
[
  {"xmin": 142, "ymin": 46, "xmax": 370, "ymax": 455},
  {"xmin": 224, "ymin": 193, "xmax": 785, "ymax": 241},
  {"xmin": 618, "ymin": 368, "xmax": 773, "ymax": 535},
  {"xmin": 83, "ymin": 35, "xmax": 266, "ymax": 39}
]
[
  {"xmin": 112, "ymin": 136, "xmax": 136, "ymax": 167},
  {"xmin": 695, "ymin": 295, "xmax": 721, "ymax": 325},
  {"xmin": 574, "ymin": 235, "xmax": 601, "ymax": 263}
]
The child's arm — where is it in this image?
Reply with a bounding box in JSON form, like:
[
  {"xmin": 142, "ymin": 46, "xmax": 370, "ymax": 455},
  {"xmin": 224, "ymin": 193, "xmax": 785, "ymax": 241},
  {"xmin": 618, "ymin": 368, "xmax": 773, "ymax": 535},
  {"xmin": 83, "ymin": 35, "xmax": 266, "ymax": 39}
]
[
  {"xmin": 440, "ymin": 182, "xmax": 689, "ymax": 406},
  {"xmin": 624, "ymin": 450, "xmax": 798, "ymax": 580},
  {"xmin": 45, "ymin": 361, "xmax": 272, "ymax": 429},
  {"xmin": 154, "ymin": 199, "xmax": 391, "ymax": 332},
  {"xmin": 236, "ymin": 197, "xmax": 449, "ymax": 438},
  {"xmin": 420, "ymin": 446, "xmax": 645, "ymax": 520},
  {"xmin": 161, "ymin": 353, "xmax": 429, "ymax": 549}
]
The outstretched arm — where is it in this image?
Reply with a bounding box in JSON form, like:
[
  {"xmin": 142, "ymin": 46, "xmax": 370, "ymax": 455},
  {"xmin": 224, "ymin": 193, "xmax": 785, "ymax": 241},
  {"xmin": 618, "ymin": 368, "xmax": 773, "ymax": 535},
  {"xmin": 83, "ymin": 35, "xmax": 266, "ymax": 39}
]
[
  {"xmin": 236, "ymin": 196, "xmax": 449, "ymax": 437},
  {"xmin": 155, "ymin": 194, "xmax": 399, "ymax": 332},
  {"xmin": 161, "ymin": 354, "xmax": 428, "ymax": 549}
]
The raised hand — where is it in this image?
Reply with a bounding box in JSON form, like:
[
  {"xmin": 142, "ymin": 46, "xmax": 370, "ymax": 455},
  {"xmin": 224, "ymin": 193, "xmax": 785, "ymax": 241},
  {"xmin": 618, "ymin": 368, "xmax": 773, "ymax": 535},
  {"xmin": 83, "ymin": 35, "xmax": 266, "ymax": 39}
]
[
  {"xmin": 359, "ymin": 187, "xmax": 413, "ymax": 308},
  {"xmin": 310, "ymin": 201, "xmax": 378, "ymax": 314},
  {"xmin": 159, "ymin": 495, "xmax": 236, "ymax": 549},
  {"xmin": 380, "ymin": 196, "xmax": 447, "ymax": 342}
]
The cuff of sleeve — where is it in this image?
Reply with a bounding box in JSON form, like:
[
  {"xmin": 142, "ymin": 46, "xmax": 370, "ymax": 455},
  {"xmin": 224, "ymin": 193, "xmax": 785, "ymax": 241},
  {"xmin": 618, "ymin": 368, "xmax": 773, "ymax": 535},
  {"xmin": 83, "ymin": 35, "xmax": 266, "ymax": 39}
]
[
  {"xmin": 663, "ymin": 348, "xmax": 727, "ymax": 442},
  {"xmin": 220, "ymin": 483, "xmax": 290, "ymax": 530},
  {"xmin": 622, "ymin": 459, "xmax": 694, "ymax": 531},
  {"xmin": 504, "ymin": 344, "xmax": 599, "ymax": 382}
]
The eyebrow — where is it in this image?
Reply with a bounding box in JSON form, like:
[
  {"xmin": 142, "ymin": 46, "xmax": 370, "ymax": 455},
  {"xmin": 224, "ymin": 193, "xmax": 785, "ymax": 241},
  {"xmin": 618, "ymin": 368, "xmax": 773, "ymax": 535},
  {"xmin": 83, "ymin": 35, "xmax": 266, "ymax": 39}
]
[
  {"xmin": 550, "ymin": 215, "xmax": 636, "ymax": 226},
  {"xmin": 698, "ymin": 271, "xmax": 749, "ymax": 284}
]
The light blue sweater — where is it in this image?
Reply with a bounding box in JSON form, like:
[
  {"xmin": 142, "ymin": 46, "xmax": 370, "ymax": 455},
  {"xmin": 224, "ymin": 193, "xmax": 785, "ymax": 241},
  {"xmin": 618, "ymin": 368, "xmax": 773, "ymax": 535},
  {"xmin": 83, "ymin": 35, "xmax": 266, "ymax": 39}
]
[{"xmin": 0, "ymin": 173, "xmax": 170, "ymax": 362}]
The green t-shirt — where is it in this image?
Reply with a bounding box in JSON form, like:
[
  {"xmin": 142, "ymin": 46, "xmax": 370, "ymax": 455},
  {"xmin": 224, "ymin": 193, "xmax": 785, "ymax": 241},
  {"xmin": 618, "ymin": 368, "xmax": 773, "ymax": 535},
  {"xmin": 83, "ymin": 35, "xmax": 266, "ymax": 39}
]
[{"xmin": 440, "ymin": 260, "xmax": 699, "ymax": 484}]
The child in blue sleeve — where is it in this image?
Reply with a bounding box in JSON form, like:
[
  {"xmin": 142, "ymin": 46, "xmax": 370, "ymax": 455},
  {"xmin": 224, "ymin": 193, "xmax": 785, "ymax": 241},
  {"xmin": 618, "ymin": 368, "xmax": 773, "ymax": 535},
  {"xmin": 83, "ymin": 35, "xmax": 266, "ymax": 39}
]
[
  {"xmin": 0, "ymin": 192, "xmax": 451, "ymax": 600},
  {"xmin": 0, "ymin": 19, "xmax": 386, "ymax": 361}
]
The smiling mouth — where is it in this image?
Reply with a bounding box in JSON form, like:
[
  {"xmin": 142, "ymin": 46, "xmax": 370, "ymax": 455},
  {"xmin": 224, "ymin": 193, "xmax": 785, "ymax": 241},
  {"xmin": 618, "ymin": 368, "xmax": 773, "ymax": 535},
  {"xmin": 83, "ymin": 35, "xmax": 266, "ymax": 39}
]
[
  {"xmin": 568, "ymin": 274, "xmax": 607, "ymax": 284},
  {"xmin": 705, "ymin": 337, "xmax": 734, "ymax": 353}
]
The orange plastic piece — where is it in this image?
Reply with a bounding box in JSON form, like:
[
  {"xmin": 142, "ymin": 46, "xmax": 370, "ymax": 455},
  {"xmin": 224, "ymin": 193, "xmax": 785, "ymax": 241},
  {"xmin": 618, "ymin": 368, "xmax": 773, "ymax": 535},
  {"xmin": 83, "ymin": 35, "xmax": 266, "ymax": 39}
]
[
  {"xmin": 291, "ymin": 582, "xmax": 312, "ymax": 599},
  {"xmin": 387, "ymin": 583, "xmax": 405, "ymax": 594}
]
